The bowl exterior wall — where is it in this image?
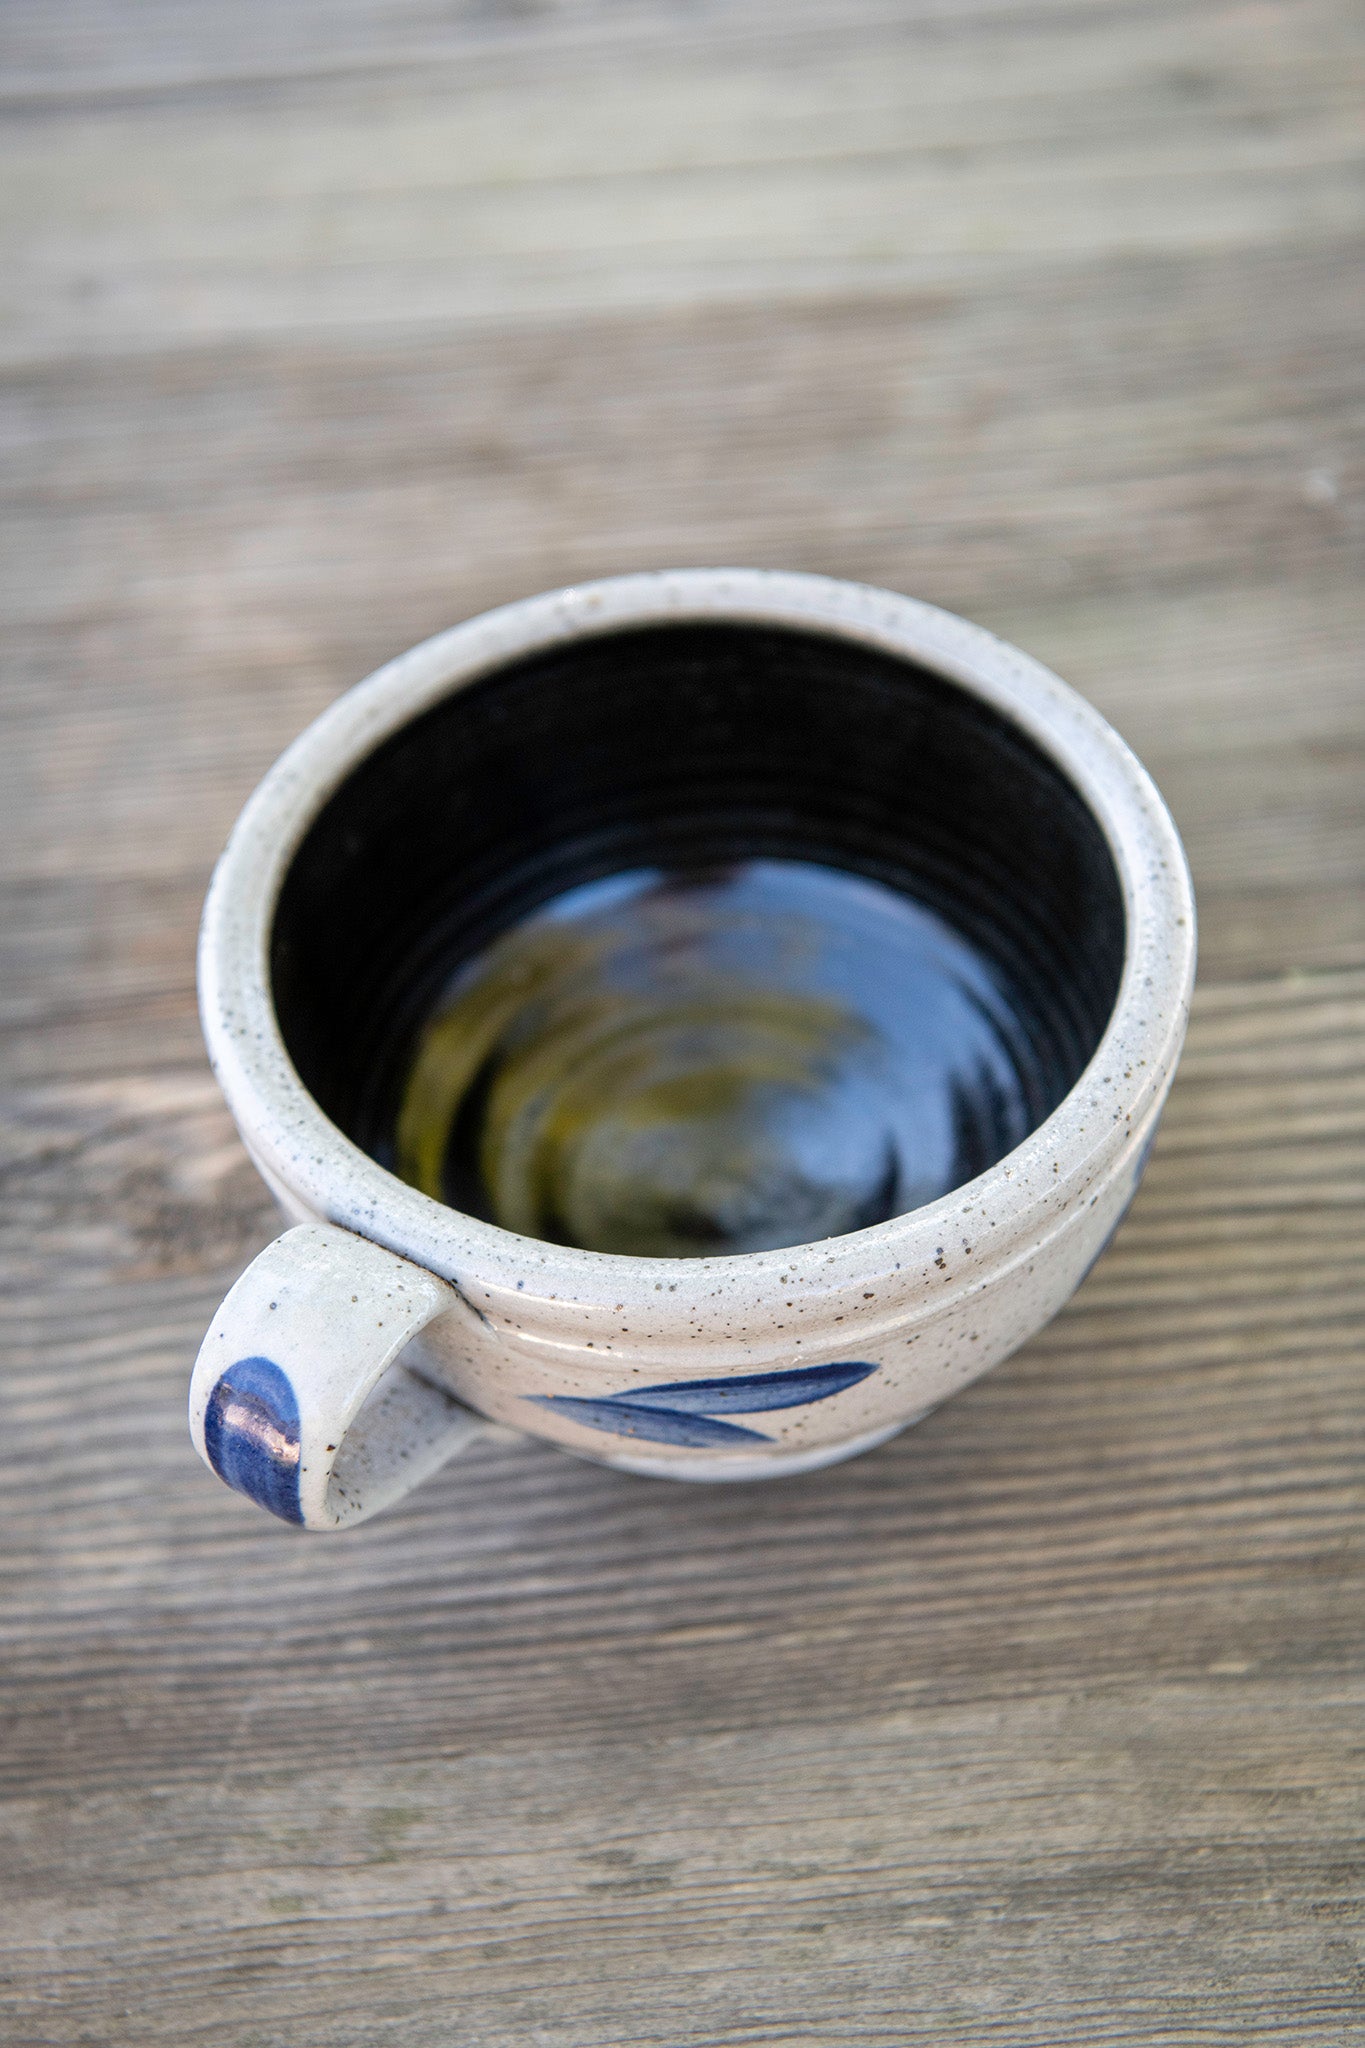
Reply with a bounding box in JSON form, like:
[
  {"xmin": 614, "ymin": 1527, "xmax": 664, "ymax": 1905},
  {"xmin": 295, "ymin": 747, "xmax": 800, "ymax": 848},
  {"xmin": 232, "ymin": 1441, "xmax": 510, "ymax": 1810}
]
[{"xmin": 245, "ymin": 1101, "xmax": 1163, "ymax": 1478}]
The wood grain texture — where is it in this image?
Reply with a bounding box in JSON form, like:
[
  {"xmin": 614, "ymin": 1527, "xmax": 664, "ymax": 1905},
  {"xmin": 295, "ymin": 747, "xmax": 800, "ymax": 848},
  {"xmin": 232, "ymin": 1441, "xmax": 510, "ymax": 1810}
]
[{"xmin": 1, "ymin": 2, "xmax": 1362, "ymax": 2042}]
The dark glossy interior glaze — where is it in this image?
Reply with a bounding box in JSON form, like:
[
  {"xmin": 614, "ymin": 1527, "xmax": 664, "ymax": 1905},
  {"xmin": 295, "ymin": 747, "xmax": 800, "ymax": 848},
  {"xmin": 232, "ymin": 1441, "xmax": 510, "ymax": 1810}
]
[
  {"xmin": 395, "ymin": 861, "xmax": 1054, "ymax": 1256},
  {"xmin": 272, "ymin": 621, "xmax": 1126, "ymax": 1246}
]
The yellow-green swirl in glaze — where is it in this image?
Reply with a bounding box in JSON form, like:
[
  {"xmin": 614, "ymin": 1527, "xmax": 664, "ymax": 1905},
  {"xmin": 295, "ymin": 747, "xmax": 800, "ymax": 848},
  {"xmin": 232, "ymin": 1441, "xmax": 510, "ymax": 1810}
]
[{"xmin": 395, "ymin": 862, "xmax": 1032, "ymax": 1259}]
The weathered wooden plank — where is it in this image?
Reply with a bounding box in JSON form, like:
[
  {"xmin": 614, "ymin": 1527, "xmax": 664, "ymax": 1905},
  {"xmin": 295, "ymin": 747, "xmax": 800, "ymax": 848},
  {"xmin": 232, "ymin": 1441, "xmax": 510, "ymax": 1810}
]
[
  {"xmin": 1, "ymin": 1065, "xmax": 1361, "ymax": 2019},
  {"xmin": 2, "ymin": 243, "xmax": 1363, "ymax": 1036},
  {"xmin": 2, "ymin": 0, "xmax": 1362, "ymax": 366},
  {"xmin": 1, "ymin": 972, "xmax": 1359, "ymax": 1763},
  {"xmin": 0, "ymin": 980, "xmax": 1362, "ymax": 2042},
  {"xmin": 3, "ymin": 0, "xmax": 1086, "ymax": 99},
  {"xmin": 1, "ymin": 1688, "xmax": 1361, "ymax": 2046}
]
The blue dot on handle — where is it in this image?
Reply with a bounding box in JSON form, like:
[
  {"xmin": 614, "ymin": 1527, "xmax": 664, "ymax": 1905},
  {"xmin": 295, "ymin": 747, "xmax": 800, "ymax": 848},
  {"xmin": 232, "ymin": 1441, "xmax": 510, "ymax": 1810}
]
[{"xmin": 204, "ymin": 1356, "xmax": 304, "ymax": 1525}]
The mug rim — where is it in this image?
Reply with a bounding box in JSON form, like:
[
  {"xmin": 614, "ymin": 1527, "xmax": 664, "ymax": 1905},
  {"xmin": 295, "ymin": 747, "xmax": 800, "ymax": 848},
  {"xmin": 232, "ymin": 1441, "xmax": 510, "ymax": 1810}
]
[{"xmin": 199, "ymin": 568, "xmax": 1195, "ymax": 1317}]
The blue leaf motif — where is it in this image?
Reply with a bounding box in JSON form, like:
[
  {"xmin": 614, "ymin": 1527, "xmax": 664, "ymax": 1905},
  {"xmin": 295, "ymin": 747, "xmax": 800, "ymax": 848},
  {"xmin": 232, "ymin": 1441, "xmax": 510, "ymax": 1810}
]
[
  {"xmin": 609, "ymin": 1359, "xmax": 879, "ymax": 1414},
  {"xmin": 204, "ymin": 1355, "xmax": 303, "ymax": 1524},
  {"xmin": 530, "ymin": 1397, "xmax": 771, "ymax": 1447},
  {"xmin": 530, "ymin": 1359, "xmax": 879, "ymax": 1447}
]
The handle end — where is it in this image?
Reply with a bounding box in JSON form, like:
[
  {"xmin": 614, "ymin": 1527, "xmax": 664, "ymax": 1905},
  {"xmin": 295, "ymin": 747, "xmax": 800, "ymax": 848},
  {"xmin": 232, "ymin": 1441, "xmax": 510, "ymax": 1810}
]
[{"xmin": 191, "ymin": 1224, "xmax": 490, "ymax": 1529}]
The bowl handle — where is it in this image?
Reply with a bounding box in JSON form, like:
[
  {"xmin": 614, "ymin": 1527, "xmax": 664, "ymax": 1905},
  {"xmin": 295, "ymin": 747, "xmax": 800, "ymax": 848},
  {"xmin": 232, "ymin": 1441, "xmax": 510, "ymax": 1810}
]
[{"xmin": 189, "ymin": 1223, "xmax": 499, "ymax": 1530}]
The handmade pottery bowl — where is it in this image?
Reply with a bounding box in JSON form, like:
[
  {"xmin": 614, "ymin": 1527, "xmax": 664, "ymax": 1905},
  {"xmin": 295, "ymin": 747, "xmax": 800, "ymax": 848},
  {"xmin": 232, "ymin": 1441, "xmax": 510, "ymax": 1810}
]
[{"xmin": 191, "ymin": 570, "xmax": 1194, "ymax": 1530}]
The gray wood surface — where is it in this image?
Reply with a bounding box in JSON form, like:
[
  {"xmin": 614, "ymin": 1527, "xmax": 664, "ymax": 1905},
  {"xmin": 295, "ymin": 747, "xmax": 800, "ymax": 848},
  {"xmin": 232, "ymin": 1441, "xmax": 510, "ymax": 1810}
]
[{"xmin": 2, "ymin": 2, "xmax": 1362, "ymax": 2041}]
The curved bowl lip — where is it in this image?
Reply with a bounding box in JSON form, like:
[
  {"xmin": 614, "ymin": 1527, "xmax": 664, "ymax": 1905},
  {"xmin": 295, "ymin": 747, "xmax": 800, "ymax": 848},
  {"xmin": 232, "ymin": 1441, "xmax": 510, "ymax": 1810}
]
[{"xmin": 199, "ymin": 568, "xmax": 1195, "ymax": 1318}]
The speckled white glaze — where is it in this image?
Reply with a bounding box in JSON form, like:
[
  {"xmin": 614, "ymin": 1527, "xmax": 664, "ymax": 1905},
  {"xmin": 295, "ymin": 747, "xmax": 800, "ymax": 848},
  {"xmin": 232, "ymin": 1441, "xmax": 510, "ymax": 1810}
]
[{"xmin": 192, "ymin": 570, "xmax": 1194, "ymax": 1529}]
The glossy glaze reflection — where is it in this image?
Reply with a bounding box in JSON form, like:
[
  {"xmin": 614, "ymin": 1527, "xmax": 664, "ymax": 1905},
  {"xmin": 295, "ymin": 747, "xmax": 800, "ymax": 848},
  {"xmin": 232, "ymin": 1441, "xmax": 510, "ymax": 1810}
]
[{"xmin": 393, "ymin": 860, "xmax": 1041, "ymax": 1257}]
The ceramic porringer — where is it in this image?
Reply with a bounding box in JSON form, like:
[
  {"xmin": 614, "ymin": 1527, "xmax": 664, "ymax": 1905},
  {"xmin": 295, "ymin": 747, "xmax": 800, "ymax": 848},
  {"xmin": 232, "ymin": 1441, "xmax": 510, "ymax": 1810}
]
[{"xmin": 191, "ymin": 570, "xmax": 1195, "ymax": 1530}]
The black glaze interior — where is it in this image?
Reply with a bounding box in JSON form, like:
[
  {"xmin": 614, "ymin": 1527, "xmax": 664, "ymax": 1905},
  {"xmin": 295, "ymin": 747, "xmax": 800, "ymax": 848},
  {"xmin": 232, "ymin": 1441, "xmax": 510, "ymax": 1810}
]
[{"xmin": 272, "ymin": 620, "xmax": 1127, "ymax": 1217}]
